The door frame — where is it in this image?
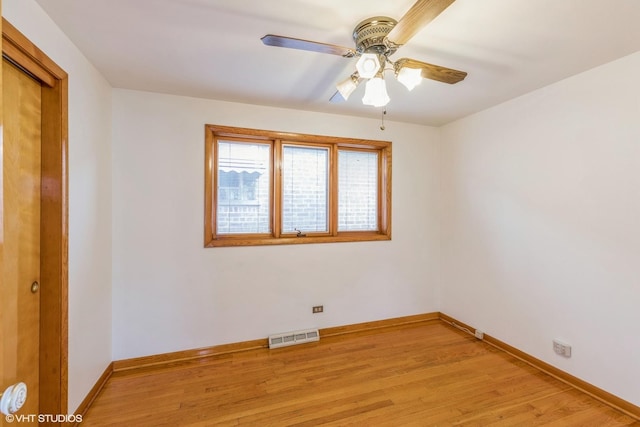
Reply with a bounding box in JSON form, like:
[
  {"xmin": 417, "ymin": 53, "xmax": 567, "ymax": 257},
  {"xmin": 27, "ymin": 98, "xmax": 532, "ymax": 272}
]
[{"xmin": 2, "ymin": 18, "xmax": 69, "ymax": 415}]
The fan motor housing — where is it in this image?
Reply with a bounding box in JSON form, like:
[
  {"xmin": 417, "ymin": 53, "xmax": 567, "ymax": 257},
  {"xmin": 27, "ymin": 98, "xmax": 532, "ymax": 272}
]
[{"xmin": 353, "ymin": 16, "xmax": 398, "ymax": 55}]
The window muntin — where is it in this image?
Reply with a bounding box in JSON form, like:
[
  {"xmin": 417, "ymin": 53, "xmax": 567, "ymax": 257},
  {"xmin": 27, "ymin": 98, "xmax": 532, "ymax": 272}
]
[{"xmin": 205, "ymin": 125, "xmax": 391, "ymax": 247}]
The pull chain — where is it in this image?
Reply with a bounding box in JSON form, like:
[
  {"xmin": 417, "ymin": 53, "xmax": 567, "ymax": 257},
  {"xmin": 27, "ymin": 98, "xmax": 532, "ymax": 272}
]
[{"xmin": 380, "ymin": 108, "xmax": 387, "ymax": 131}]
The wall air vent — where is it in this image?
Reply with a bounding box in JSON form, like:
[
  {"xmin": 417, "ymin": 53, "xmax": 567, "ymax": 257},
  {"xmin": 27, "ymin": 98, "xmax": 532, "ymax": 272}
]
[{"xmin": 268, "ymin": 329, "xmax": 320, "ymax": 349}]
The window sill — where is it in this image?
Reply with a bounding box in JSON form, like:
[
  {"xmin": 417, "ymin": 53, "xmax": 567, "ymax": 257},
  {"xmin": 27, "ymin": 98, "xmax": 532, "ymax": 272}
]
[{"xmin": 205, "ymin": 232, "xmax": 391, "ymax": 248}]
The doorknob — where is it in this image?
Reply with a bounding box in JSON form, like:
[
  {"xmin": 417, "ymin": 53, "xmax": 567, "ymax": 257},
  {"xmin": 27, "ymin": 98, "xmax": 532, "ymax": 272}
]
[{"xmin": 0, "ymin": 382, "xmax": 27, "ymax": 416}]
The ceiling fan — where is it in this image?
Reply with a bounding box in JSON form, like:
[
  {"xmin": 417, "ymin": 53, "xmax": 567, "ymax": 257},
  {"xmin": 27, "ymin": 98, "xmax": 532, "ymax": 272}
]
[{"xmin": 261, "ymin": 0, "xmax": 467, "ymax": 108}]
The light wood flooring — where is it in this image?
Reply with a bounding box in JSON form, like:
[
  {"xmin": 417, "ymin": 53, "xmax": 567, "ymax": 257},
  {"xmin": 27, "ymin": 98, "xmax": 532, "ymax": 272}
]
[{"xmin": 82, "ymin": 321, "xmax": 640, "ymax": 426}]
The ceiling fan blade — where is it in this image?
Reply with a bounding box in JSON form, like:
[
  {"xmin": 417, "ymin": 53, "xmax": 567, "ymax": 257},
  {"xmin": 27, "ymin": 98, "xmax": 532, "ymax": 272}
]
[
  {"xmin": 396, "ymin": 58, "xmax": 467, "ymax": 84},
  {"xmin": 387, "ymin": 0, "xmax": 456, "ymax": 46},
  {"xmin": 261, "ymin": 35, "xmax": 357, "ymax": 58}
]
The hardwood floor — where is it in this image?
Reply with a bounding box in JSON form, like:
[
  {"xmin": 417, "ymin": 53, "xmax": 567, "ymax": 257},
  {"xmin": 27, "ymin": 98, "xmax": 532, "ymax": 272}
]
[{"xmin": 82, "ymin": 322, "xmax": 639, "ymax": 426}]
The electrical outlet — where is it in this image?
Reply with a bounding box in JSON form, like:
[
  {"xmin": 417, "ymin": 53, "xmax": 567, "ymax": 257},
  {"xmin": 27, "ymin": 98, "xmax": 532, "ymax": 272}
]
[
  {"xmin": 312, "ymin": 305, "xmax": 323, "ymax": 314},
  {"xmin": 474, "ymin": 329, "xmax": 484, "ymax": 340},
  {"xmin": 553, "ymin": 339, "xmax": 571, "ymax": 357}
]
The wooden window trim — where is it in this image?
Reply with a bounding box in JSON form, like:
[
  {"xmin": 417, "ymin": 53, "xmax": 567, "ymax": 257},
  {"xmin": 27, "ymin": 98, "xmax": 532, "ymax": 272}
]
[{"xmin": 205, "ymin": 125, "xmax": 392, "ymax": 247}]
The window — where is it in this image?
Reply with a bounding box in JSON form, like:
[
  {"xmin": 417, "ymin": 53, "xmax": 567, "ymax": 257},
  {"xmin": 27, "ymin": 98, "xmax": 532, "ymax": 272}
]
[
  {"xmin": 338, "ymin": 150, "xmax": 379, "ymax": 231},
  {"xmin": 205, "ymin": 125, "xmax": 391, "ymax": 247},
  {"xmin": 216, "ymin": 141, "xmax": 271, "ymax": 234},
  {"xmin": 282, "ymin": 145, "xmax": 329, "ymax": 233}
]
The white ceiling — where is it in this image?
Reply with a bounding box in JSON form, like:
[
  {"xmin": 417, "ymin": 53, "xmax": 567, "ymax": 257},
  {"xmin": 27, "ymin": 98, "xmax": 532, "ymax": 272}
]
[{"xmin": 35, "ymin": 0, "xmax": 640, "ymax": 126}]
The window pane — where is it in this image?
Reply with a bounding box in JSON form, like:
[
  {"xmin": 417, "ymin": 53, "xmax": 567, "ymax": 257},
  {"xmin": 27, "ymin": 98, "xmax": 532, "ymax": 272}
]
[
  {"xmin": 338, "ymin": 150, "xmax": 378, "ymax": 231},
  {"xmin": 282, "ymin": 146, "xmax": 328, "ymax": 233},
  {"xmin": 217, "ymin": 141, "xmax": 270, "ymax": 234}
]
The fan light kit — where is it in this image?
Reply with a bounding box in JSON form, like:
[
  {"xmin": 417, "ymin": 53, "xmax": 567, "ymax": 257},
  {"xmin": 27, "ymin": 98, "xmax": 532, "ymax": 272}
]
[
  {"xmin": 362, "ymin": 74, "xmax": 390, "ymax": 107},
  {"xmin": 261, "ymin": 0, "xmax": 467, "ymax": 108},
  {"xmin": 356, "ymin": 54, "xmax": 381, "ymax": 79}
]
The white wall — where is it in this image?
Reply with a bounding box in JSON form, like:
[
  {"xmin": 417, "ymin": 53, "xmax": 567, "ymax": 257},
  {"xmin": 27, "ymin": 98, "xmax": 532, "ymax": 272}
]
[
  {"xmin": 440, "ymin": 51, "xmax": 640, "ymax": 405},
  {"xmin": 111, "ymin": 89, "xmax": 441, "ymax": 360},
  {"xmin": 3, "ymin": 0, "xmax": 113, "ymax": 413}
]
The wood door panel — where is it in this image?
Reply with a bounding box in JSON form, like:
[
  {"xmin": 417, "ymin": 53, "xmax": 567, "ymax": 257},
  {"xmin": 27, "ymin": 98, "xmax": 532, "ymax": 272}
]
[{"xmin": 2, "ymin": 58, "xmax": 42, "ymax": 419}]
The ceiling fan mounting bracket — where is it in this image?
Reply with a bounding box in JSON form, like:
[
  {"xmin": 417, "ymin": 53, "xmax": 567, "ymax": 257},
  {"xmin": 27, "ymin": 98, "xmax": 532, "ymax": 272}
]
[{"xmin": 353, "ymin": 17, "xmax": 398, "ymax": 56}]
